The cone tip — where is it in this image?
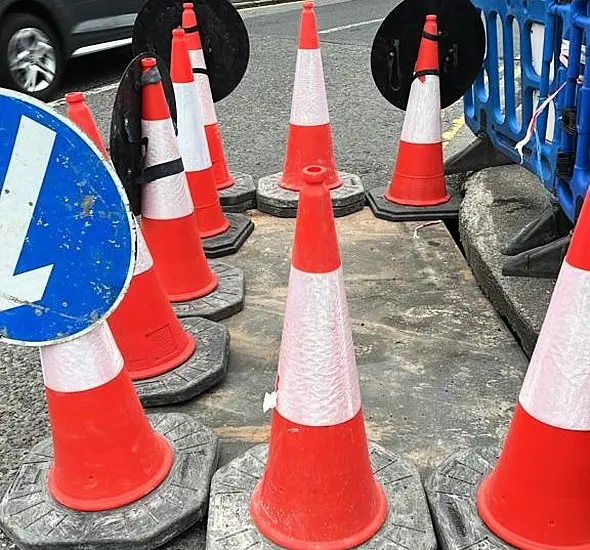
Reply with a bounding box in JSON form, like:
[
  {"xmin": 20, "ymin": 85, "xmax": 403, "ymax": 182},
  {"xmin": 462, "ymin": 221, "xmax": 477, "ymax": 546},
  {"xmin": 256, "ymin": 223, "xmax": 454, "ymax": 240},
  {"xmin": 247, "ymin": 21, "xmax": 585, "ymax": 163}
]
[
  {"xmin": 65, "ymin": 91, "xmax": 85, "ymax": 104},
  {"xmin": 183, "ymin": 2, "xmax": 193, "ymax": 8},
  {"xmin": 426, "ymin": 14, "xmax": 437, "ymax": 22},
  {"xmin": 142, "ymin": 57, "xmax": 157, "ymax": 69},
  {"xmin": 172, "ymin": 27, "xmax": 185, "ymax": 37},
  {"xmin": 303, "ymin": 1, "xmax": 314, "ymax": 10},
  {"xmin": 302, "ymin": 166, "xmax": 327, "ymax": 185}
]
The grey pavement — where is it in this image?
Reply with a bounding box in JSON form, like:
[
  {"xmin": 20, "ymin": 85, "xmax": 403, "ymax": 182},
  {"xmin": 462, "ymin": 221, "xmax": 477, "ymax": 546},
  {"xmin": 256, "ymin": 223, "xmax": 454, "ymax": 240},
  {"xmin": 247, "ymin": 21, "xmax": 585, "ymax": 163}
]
[{"xmin": 0, "ymin": 1, "xmax": 533, "ymax": 549}]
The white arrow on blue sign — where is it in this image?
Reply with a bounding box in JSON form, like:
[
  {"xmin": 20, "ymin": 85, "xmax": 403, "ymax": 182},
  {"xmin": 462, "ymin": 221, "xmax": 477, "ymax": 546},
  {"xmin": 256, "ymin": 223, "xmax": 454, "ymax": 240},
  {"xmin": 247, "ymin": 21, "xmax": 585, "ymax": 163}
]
[{"xmin": 0, "ymin": 89, "xmax": 135, "ymax": 346}]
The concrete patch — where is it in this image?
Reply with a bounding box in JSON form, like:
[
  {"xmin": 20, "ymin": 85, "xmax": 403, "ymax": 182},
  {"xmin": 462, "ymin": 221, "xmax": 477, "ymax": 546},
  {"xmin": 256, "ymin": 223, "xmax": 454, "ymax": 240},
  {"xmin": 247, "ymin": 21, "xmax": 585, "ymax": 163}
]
[{"xmin": 0, "ymin": 208, "xmax": 529, "ymax": 550}]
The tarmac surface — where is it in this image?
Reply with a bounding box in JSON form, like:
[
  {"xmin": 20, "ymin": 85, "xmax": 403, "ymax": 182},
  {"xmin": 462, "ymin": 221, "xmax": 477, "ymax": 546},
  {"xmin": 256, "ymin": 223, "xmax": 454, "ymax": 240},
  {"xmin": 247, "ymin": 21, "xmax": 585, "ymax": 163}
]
[{"xmin": 0, "ymin": 0, "xmax": 543, "ymax": 548}]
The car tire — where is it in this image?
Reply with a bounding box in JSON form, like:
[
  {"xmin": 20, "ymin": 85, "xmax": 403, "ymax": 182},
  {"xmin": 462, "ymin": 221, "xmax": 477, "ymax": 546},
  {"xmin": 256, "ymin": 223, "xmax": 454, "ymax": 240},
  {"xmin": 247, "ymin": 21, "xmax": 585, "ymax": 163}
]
[{"xmin": 0, "ymin": 13, "xmax": 63, "ymax": 101}]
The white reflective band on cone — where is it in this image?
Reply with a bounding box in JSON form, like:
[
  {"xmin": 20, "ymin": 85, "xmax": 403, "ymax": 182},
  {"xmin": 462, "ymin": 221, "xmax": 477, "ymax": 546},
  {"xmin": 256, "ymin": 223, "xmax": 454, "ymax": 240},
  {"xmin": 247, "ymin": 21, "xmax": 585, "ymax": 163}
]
[
  {"xmin": 173, "ymin": 81, "xmax": 212, "ymax": 172},
  {"xmin": 141, "ymin": 118, "xmax": 194, "ymax": 221},
  {"xmin": 400, "ymin": 75, "xmax": 442, "ymax": 144},
  {"xmin": 520, "ymin": 261, "xmax": 590, "ymax": 430},
  {"xmin": 276, "ymin": 266, "xmax": 362, "ymax": 426},
  {"xmin": 143, "ymin": 118, "xmax": 183, "ymax": 167},
  {"xmin": 290, "ymin": 49, "xmax": 330, "ymax": 127},
  {"xmin": 134, "ymin": 226, "xmax": 154, "ymax": 276},
  {"xmin": 189, "ymin": 50, "xmax": 218, "ymax": 126},
  {"xmin": 41, "ymin": 322, "xmax": 124, "ymax": 392}
]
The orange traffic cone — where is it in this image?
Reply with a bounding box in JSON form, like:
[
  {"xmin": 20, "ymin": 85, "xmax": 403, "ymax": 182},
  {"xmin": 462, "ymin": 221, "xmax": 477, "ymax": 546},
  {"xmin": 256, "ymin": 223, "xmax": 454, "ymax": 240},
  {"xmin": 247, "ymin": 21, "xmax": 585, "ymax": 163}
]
[
  {"xmin": 0, "ymin": 321, "xmax": 221, "ymax": 549},
  {"xmin": 107, "ymin": 226, "xmax": 230, "ymax": 407},
  {"xmin": 65, "ymin": 92, "xmax": 109, "ymax": 157},
  {"xmin": 170, "ymin": 28, "xmax": 230, "ymax": 238},
  {"xmin": 42, "ymin": 323, "xmax": 173, "ymax": 511},
  {"xmin": 182, "ymin": 3, "xmax": 233, "ymax": 191},
  {"xmin": 207, "ymin": 167, "xmax": 435, "ymax": 550},
  {"xmin": 180, "ymin": 3, "xmax": 257, "ymax": 213},
  {"xmin": 474, "ymin": 194, "xmax": 590, "ymax": 548},
  {"xmin": 168, "ymin": 31, "xmax": 254, "ymax": 257},
  {"xmin": 385, "ymin": 15, "xmax": 448, "ymax": 207},
  {"xmin": 281, "ymin": 2, "xmax": 340, "ymax": 192},
  {"xmin": 256, "ymin": 2, "xmax": 365, "ymax": 219},
  {"xmin": 425, "ymin": 193, "xmax": 590, "ymax": 549},
  {"xmin": 65, "ymin": 91, "xmax": 193, "ymax": 382},
  {"xmin": 66, "ymin": 89, "xmax": 229, "ymax": 407},
  {"xmin": 250, "ymin": 166, "xmax": 387, "ymax": 548},
  {"xmin": 66, "ymin": 88, "xmax": 230, "ymax": 407},
  {"xmin": 368, "ymin": 14, "xmax": 459, "ymax": 222},
  {"xmin": 140, "ymin": 57, "xmax": 218, "ymax": 300},
  {"xmin": 65, "ymin": 89, "xmax": 192, "ymax": 381}
]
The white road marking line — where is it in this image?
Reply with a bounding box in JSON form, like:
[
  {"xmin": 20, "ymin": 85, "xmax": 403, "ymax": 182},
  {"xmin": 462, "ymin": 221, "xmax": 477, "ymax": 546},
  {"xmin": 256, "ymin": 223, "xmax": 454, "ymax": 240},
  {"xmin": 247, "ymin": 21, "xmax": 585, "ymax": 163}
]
[
  {"xmin": 48, "ymin": 81, "xmax": 119, "ymax": 107},
  {"xmin": 318, "ymin": 18, "xmax": 382, "ymax": 35}
]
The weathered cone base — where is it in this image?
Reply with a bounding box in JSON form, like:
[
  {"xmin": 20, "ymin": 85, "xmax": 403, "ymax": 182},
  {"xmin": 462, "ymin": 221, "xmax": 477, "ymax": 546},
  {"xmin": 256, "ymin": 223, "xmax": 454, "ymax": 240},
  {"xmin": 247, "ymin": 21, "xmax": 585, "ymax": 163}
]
[
  {"xmin": 368, "ymin": 185, "xmax": 461, "ymax": 222},
  {"xmin": 219, "ymin": 173, "xmax": 257, "ymax": 213},
  {"xmin": 425, "ymin": 447, "xmax": 518, "ymax": 550},
  {"xmin": 133, "ymin": 317, "xmax": 229, "ymax": 407},
  {"xmin": 257, "ymin": 171, "xmax": 365, "ymax": 218},
  {"xmin": 172, "ymin": 261, "xmax": 245, "ymax": 321},
  {"xmin": 0, "ymin": 413, "xmax": 219, "ymax": 550},
  {"xmin": 202, "ymin": 213, "xmax": 255, "ymax": 258},
  {"xmin": 206, "ymin": 442, "xmax": 436, "ymax": 550}
]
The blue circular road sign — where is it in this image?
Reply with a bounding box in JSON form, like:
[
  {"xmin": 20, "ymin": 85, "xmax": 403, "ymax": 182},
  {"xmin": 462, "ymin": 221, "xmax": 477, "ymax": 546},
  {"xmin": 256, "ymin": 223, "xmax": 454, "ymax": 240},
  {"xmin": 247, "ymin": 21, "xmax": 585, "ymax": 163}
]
[{"xmin": 0, "ymin": 89, "xmax": 135, "ymax": 346}]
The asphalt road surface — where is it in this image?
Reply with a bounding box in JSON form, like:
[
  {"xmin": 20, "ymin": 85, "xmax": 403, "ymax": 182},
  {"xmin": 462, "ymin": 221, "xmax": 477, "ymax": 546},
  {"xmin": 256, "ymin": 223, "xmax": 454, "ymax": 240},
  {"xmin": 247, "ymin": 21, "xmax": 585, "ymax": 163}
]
[
  {"xmin": 48, "ymin": 0, "xmax": 467, "ymax": 192},
  {"xmin": 0, "ymin": 0, "xmax": 475, "ymax": 548}
]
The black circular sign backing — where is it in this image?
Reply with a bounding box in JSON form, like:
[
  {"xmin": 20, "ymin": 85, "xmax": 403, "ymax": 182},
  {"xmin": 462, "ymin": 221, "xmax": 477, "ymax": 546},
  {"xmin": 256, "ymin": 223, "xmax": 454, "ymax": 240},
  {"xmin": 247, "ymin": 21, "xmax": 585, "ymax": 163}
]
[
  {"xmin": 132, "ymin": 0, "xmax": 249, "ymax": 103},
  {"xmin": 109, "ymin": 53, "xmax": 177, "ymax": 216},
  {"xmin": 371, "ymin": 0, "xmax": 485, "ymax": 110}
]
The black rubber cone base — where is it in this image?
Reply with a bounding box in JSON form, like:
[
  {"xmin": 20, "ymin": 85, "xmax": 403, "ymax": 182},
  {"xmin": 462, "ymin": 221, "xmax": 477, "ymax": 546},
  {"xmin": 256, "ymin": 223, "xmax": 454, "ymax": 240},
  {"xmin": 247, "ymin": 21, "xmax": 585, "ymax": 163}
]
[
  {"xmin": 219, "ymin": 173, "xmax": 257, "ymax": 213},
  {"xmin": 502, "ymin": 235, "xmax": 570, "ymax": 279},
  {"xmin": 173, "ymin": 261, "xmax": 245, "ymax": 321},
  {"xmin": 502, "ymin": 198, "xmax": 573, "ymax": 257},
  {"xmin": 0, "ymin": 413, "xmax": 219, "ymax": 550},
  {"xmin": 445, "ymin": 136, "xmax": 514, "ymax": 176},
  {"xmin": 202, "ymin": 213, "xmax": 254, "ymax": 258},
  {"xmin": 133, "ymin": 317, "xmax": 229, "ymax": 407},
  {"xmin": 368, "ymin": 185, "xmax": 461, "ymax": 222},
  {"xmin": 425, "ymin": 447, "xmax": 520, "ymax": 549},
  {"xmin": 257, "ymin": 171, "xmax": 365, "ymax": 218},
  {"xmin": 206, "ymin": 443, "xmax": 436, "ymax": 550}
]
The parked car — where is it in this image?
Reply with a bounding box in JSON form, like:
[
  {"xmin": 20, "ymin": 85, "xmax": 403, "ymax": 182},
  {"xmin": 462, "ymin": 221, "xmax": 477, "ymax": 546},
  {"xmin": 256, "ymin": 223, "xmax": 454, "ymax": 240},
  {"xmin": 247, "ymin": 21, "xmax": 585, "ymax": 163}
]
[{"xmin": 0, "ymin": 0, "xmax": 145, "ymax": 100}]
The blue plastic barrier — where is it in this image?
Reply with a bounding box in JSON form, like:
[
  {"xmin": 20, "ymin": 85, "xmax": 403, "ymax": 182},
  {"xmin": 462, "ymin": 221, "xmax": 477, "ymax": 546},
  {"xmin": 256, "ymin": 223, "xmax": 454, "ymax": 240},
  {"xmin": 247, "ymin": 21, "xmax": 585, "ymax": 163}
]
[
  {"xmin": 463, "ymin": 0, "xmax": 567, "ymax": 201},
  {"xmin": 548, "ymin": 0, "xmax": 590, "ymax": 221}
]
